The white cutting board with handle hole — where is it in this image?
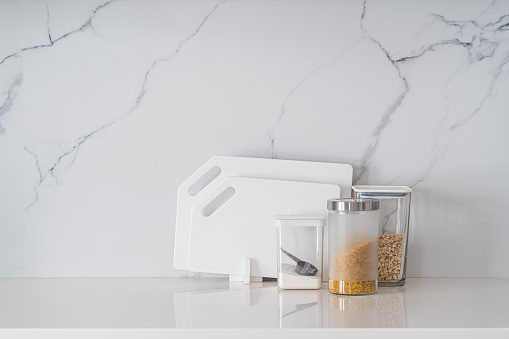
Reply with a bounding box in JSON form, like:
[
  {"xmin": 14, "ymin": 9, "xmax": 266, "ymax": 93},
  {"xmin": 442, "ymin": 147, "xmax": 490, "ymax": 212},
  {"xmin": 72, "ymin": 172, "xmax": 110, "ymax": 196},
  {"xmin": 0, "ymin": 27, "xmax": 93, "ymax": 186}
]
[
  {"xmin": 174, "ymin": 156, "xmax": 353, "ymax": 272},
  {"xmin": 187, "ymin": 176, "xmax": 340, "ymax": 278}
]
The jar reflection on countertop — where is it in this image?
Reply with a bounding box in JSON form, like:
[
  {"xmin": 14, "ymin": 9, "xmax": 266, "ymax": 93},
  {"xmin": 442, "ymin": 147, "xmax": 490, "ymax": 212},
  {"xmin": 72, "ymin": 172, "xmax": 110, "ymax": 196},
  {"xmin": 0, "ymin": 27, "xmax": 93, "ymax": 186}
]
[
  {"xmin": 328, "ymin": 294, "xmax": 377, "ymax": 328},
  {"xmin": 328, "ymin": 287, "xmax": 407, "ymax": 328},
  {"xmin": 327, "ymin": 198, "xmax": 380, "ymax": 295}
]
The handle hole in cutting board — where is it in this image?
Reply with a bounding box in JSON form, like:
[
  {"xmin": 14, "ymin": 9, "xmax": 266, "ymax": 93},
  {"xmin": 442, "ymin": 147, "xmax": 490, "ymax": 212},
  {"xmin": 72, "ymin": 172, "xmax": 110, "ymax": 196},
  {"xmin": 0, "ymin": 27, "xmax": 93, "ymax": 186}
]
[
  {"xmin": 188, "ymin": 165, "xmax": 222, "ymax": 196},
  {"xmin": 202, "ymin": 186, "xmax": 236, "ymax": 217}
]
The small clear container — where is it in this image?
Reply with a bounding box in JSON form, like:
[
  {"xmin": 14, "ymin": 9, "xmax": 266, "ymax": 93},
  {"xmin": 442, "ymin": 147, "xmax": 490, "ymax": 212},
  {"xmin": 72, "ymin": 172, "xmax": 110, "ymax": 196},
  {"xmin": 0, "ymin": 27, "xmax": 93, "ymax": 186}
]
[
  {"xmin": 275, "ymin": 216, "xmax": 325, "ymax": 290},
  {"xmin": 352, "ymin": 186, "xmax": 412, "ymax": 286},
  {"xmin": 327, "ymin": 198, "xmax": 379, "ymax": 295}
]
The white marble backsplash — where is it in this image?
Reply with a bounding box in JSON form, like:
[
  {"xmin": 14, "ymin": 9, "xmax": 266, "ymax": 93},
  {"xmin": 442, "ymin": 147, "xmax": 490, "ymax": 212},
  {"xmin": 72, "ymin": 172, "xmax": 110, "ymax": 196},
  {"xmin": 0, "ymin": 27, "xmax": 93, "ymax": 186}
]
[{"xmin": 1, "ymin": 0, "xmax": 508, "ymax": 277}]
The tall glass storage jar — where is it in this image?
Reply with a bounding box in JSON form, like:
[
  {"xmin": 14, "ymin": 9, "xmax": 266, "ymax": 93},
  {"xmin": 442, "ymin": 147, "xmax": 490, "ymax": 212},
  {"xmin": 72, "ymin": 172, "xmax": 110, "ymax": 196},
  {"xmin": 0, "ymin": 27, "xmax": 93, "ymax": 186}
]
[
  {"xmin": 352, "ymin": 185, "xmax": 412, "ymax": 286},
  {"xmin": 327, "ymin": 198, "xmax": 379, "ymax": 295}
]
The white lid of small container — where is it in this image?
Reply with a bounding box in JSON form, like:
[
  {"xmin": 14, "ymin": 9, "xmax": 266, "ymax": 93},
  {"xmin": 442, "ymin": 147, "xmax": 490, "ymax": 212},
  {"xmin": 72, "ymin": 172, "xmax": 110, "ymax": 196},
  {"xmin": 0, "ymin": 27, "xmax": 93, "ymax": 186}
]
[
  {"xmin": 275, "ymin": 215, "xmax": 326, "ymax": 227},
  {"xmin": 352, "ymin": 185, "xmax": 412, "ymax": 193}
]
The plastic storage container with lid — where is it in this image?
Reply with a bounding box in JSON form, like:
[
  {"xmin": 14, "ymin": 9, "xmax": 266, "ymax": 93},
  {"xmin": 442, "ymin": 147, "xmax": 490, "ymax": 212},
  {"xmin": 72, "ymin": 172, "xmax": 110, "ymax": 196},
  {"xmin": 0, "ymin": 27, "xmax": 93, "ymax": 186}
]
[
  {"xmin": 327, "ymin": 198, "xmax": 380, "ymax": 295},
  {"xmin": 275, "ymin": 216, "xmax": 325, "ymax": 290},
  {"xmin": 352, "ymin": 185, "xmax": 412, "ymax": 286}
]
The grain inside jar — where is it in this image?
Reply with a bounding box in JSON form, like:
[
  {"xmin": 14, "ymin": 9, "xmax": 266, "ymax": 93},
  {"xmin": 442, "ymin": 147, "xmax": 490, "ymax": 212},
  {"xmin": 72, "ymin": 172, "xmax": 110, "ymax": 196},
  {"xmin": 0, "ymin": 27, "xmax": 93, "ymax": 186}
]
[
  {"xmin": 378, "ymin": 234, "xmax": 404, "ymax": 281},
  {"xmin": 329, "ymin": 240, "xmax": 378, "ymax": 295},
  {"xmin": 327, "ymin": 198, "xmax": 380, "ymax": 295}
]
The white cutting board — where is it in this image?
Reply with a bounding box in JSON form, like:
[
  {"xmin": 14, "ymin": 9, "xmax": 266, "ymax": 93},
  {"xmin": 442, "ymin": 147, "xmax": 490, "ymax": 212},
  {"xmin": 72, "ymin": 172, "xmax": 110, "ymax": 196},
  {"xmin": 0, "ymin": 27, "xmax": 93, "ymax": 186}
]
[
  {"xmin": 174, "ymin": 156, "xmax": 353, "ymax": 271},
  {"xmin": 187, "ymin": 176, "xmax": 340, "ymax": 278}
]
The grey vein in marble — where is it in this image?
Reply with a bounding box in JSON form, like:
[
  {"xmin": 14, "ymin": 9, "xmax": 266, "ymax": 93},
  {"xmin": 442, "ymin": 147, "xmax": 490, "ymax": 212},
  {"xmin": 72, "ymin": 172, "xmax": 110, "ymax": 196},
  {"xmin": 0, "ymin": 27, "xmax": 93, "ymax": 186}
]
[
  {"xmin": 0, "ymin": 0, "xmax": 114, "ymax": 134},
  {"xmin": 450, "ymin": 54, "xmax": 509, "ymax": 132},
  {"xmin": 355, "ymin": 1, "xmax": 509, "ymax": 186},
  {"xmin": 268, "ymin": 40, "xmax": 362, "ymax": 159},
  {"xmin": 44, "ymin": 0, "xmax": 54, "ymax": 45},
  {"xmin": 412, "ymin": 47, "xmax": 509, "ymax": 188},
  {"xmin": 48, "ymin": 124, "xmax": 112, "ymax": 182},
  {"xmin": 353, "ymin": 0, "xmax": 410, "ymax": 185},
  {"xmin": 0, "ymin": 72, "xmax": 23, "ymax": 134},
  {"xmin": 175, "ymin": 0, "xmax": 226, "ymax": 55},
  {"xmin": 0, "ymin": 1, "xmax": 115, "ymax": 67},
  {"xmin": 134, "ymin": 0, "xmax": 226, "ymax": 109},
  {"xmin": 0, "ymin": 0, "xmax": 118, "ymax": 209},
  {"xmin": 24, "ymin": 147, "xmax": 44, "ymax": 209},
  {"xmin": 24, "ymin": 0, "xmax": 227, "ymax": 209},
  {"xmin": 411, "ymin": 11, "xmax": 509, "ymax": 187},
  {"xmin": 24, "ymin": 123, "xmax": 113, "ymax": 209},
  {"xmin": 268, "ymin": 0, "xmax": 409, "ymax": 165}
]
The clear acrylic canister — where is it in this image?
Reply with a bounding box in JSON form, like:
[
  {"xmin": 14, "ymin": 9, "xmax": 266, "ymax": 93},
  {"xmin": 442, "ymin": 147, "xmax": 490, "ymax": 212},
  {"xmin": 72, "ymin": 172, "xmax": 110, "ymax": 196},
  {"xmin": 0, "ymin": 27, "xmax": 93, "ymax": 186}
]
[
  {"xmin": 275, "ymin": 216, "xmax": 325, "ymax": 290},
  {"xmin": 352, "ymin": 186, "xmax": 412, "ymax": 286},
  {"xmin": 327, "ymin": 198, "xmax": 379, "ymax": 295}
]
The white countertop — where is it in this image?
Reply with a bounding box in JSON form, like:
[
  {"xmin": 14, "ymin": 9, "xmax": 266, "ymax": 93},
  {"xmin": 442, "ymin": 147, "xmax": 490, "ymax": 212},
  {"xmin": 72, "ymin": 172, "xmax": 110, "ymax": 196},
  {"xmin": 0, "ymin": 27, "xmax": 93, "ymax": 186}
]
[{"xmin": 0, "ymin": 278, "xmax": 507, "ymax": 338}]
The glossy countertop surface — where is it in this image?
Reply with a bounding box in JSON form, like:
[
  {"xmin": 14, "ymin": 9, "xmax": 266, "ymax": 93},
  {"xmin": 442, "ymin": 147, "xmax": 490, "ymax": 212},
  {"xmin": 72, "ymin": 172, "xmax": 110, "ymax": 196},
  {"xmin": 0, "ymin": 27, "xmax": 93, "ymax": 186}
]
[{"xmin": 0, "ymin": 277, "xmax": 508, "ymax": 330}]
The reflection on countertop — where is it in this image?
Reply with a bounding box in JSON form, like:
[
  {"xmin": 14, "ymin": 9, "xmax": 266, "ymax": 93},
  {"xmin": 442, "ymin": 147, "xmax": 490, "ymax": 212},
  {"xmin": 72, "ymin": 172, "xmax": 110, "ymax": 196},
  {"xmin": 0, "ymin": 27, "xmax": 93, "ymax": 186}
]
[
  {"xmin": 0, "ymin": 278, "xmax": 508, "ymax": 328},
  {"xmin": 327, "ymin": 287, "xmax": 406, "ymax": 328},
  {"xmin": 175, "ymin": 282, "xmax": 407, "ymax": 328}
]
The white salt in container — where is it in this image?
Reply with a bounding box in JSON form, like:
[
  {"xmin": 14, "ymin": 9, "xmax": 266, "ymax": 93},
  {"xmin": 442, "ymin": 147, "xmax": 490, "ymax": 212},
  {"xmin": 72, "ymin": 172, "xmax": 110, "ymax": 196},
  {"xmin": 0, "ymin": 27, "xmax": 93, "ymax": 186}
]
[{"xmin": 275, "ymin": 216, "xmax": 325, "ymax": 290}]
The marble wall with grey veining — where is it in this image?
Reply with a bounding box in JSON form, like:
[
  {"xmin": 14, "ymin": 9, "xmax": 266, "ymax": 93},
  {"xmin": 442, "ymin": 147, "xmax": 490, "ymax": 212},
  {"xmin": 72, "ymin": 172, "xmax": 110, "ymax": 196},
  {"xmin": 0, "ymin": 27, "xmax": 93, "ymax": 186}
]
[{"xmin": 1, "ymin": 0, "xmax": 508, "ymax": 277}]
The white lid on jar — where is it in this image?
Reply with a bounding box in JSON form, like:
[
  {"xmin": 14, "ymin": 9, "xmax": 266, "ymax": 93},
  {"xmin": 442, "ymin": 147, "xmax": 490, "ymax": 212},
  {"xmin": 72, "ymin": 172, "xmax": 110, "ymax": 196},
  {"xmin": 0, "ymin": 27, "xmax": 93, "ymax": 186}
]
[
  {"xmin": 275, "ymin": 215, "xmax": 326, "ymax": 227},
  {"xmin": 352, "ymin": 185, "xmax": 412, "ymax": 193}
]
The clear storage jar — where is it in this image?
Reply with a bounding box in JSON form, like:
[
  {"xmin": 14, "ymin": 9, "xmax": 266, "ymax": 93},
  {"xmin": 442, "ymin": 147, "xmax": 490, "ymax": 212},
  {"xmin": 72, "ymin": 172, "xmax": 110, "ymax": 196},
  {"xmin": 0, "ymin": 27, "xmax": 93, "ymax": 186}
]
[
  {"xmin": 327, "ymin": 198, "xmax": 379, "ymax": 295},
  {"xmin": 352, "ymin": 186, "xmax": 412, "ymax": 286},
  {"xmin": 275, "ymin": 216, "xmax": 325, "ymax": 290}
]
